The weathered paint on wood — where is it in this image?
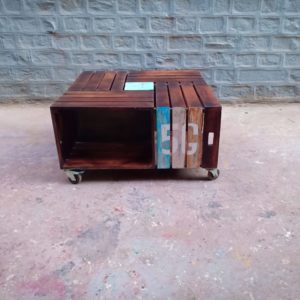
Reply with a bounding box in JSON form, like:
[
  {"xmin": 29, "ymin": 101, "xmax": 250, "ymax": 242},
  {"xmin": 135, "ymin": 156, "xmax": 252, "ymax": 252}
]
[
  {"xmin": 187, "ymin": 107, "xmax": 203, "ymax": 168},
  {"xmin": 172, "ymin": 107, "xmax": 186, "ymax": 168},
  {"xmin": 156, "ymin": 106, "xmax": 171, "ymax": 169}
]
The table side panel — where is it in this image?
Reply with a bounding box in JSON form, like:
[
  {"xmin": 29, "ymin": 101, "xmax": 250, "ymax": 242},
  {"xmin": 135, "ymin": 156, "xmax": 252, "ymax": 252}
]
[{"xmin": 201, "ymin": 107, "xmax": 222, "ymax": 169}]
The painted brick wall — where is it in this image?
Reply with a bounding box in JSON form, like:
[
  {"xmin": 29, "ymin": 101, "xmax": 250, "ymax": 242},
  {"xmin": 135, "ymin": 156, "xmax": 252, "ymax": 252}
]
[{"xmin": 0, "ymin": 0, "xmax": 300, "ymax": 102}]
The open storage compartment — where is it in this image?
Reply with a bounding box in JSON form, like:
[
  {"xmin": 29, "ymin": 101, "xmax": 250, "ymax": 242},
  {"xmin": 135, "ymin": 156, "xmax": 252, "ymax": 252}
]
[{"xmin": 52, "ymin": 107, "xmax": 155, "ymax": 169}]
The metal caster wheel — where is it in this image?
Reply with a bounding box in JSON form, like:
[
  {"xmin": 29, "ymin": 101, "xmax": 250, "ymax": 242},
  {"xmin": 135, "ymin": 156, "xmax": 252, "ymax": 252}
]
[
  {"xmin": 68, "ymin": 174, "xmax": 82, "ymax": 184},
  {"xmin": 207, "ymin": 168, "xmax": 220, "ymax": 180},
  {"xmin": 65, "ymin": 170, "xmax": 85, "ymax": 184}
]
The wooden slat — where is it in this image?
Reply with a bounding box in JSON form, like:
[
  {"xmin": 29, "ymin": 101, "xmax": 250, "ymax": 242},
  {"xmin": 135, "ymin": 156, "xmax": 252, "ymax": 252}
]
[
  {"xmin": 111, "ymin": 71, "xmax": 128, "ymax": 91},
  {"xmin": 68, "ymin": 71, "xmax": 94, "ymax": 91},
  {"xmin": 172, "ymin": 107, "xmax": 186, "ymax": 169},
  {"xmin": 193, "ymin": 82, "xmax": 220, "ymax": 108},
  {"xmin": 63, "ymin": 91, "xmax": 153, "ymax": 98},
  {"xmin": 156, "ymin": 107, "xmax": 171, "ymax": 169},
  {"xmin": 50, "ymin": 109, "xmax": 64, "ymax": 168},
  {"xmin": 57, "ymin": 97, "xmax": 153, "ymax": 103},
  {"xmin": 181, "ymin": 82, "xmax": 202, "ymax": 108},
  {"xmin": 64, "ymin": 159, "xmax": 153, "ymax": 170},
  {"xmin": 82, "ymin": 71, "xmax": 105, "ymax": 91},
  {"xmin": 97, "ymin": 71, "xmax": 117, "ymax": 91},
  {"xmin": 168, "ymin": 81, "xmax": 186, "ymax": 107},
  {"xmin": 201, "ymin": 107, "xmax": 221, "ymax": 169},
  {"xmin": 168, "ymin": 82, "xmax": 187, "ymax": 168},
  {"xmin": 155, "ymin": 81, "xmax": 171, "ymax": 169},
  {"xmin": 63, "ymin": 141, "xmax": 154, "ymax": 169},
  {"xmin": 52, "ymin": 101, "xmax": 154, "ymax": 108},
  {"xmin": 128, "ymin": 75, "xmax": 201, "ymax": 78},
  {"xmin": 129, "ymin": 70, "xmax": 201, "ymax": 77},
  {"xmin": 126, "ymin": 76, "xmax": 200, "ymax": 82},
  {"xmin": 155, "ymin": 82, "xmax": 169, "ymax": 107},
  {"xmin": 186, "ymin": 108, "xmax": 203, "ymax": 168}
]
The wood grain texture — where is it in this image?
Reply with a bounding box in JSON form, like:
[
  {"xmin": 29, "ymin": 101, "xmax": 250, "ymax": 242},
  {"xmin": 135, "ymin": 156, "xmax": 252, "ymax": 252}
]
[
  {"xmin": 63, "ymin": 142, "xmax": 153, "ymax": 169},
  {"xmin": 53, "ymin": 101, "xmax": 154, "ymax": 108},
  {"xmin": 50, "ymin": 109, "xmax": 64, "ymax": 168},
  {"xmin": 97, "ymin": 71, "xmax": 116, "ymax": 90},
  {"xmin": 57, "ymin": 97, "xmax": 153, "ymax": 103},
  {"xmin": 193, "ymin": 82, "xmax": 220, "ymax": 108},
  {"xmin": 186, "ymin": 107, "xmax": 203, "ymax": 168},
  {"xmin": 156, "ymin": 107, "xmax": 171, "ymax": 169},
  {"xmin": 111, "ymin": 71, "xmax": 128, "ymax": 91},
  {"xmin": 68, "ymin": 71, "xmax": 93, "ymax": 91},
  {"xmin": 126, "ymin": 77, "xmax": 200, "ymax": 82},
  {"xmin": 201, "ymin": 107, "xmax": 221, "ymax": 169},
  {"xmin": 181, "ymin": 82, "xmax": 202, "ymax": 108},
  {"xmin": 63, "ymin": 91, "xmax": 153, "ymax": 98},
  {"xmin": 168, "ymin": 81, "xmax": 186, "ymax": 108},
  {"xmin": 128, "ymin": 70, "xmax": 201, "ymax": 77},
  {"xmin": 155, "ymin": 82, "xmax": 169, "ymax": 107},
  {"xmin": 172, "ymin": 107, "xmax": 186, "ymax": 168},
  {"xmin": 82, "ymin": 71, "xmax": 105, "ymax": 91}
]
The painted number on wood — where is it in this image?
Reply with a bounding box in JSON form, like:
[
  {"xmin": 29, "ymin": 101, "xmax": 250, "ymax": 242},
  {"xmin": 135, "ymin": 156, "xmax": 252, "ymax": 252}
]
[
  {"xmin": 156, "ymin": 107, "xmax": 171, "ymax": 169},
  {"xmin": 161, "ymin": 124, "xmax": 171, "ymax": 155},
  {"xmin": 187, "ymin": 108, "xmax": 203, "ymax": 168},
  {"xmin": 157, "ymin": 107, "xmax": 203, "ymax": 169},
  {"xmin": 187, "ymin": 123, "xmax": 198, "ymax": 155},
  {"xmin": 172, "ymin": 107, "xmax": 186, "ymax": 168}
]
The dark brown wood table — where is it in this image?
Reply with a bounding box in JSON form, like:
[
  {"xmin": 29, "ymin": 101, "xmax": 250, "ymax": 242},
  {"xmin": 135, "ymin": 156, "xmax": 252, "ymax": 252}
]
[{"xmin": 51, "ymin": 70, "xmax": 221, "ymax": 183}]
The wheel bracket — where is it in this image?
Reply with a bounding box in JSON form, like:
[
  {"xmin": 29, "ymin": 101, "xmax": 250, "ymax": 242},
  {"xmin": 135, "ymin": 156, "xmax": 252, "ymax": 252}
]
[
  {"xmin": 207, "ymin": 168, "xmax": 220, "ymax": 180},
  {"xmin": 64, "ymin": 170, "xmax": 85, "ymax": 184}
]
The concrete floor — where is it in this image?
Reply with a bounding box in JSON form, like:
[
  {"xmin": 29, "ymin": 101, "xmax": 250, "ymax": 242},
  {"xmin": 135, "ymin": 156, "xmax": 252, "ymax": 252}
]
[{"xmin": 0, "ymin": 103, "xmax": 299, "ymax": 300}]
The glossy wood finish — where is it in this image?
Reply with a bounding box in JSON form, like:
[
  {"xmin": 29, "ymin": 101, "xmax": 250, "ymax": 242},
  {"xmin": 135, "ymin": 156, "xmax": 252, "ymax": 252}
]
[
  {"xmin": 68, "ymin": 71, "xmax": 94, "ymax": 91},
  {"xmin": 82, "ymin": 71, "xmax": 105, "ymax": 91},
  {"xmin": 51, "ymin": 69, "xmax": 221, "ymax": 170}
]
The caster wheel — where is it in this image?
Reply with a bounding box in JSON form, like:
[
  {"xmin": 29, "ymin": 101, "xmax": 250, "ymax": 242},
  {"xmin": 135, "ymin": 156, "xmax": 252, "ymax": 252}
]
[
  {"xmin": 65, "ymin": 170, "xmax": 84, "ymax": 184},
  {"xmin": 207, "ymin": 169, "xmax": 220, "ymax": 180},
  {"xmin": 68, "ymin": 174, "xmax": 82, "ymax": 184}
]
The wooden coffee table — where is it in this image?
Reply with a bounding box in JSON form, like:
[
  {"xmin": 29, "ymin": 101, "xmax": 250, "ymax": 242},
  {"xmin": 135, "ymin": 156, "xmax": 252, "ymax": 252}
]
[{"xmin": 50, "ymin": 70, "xmax": 221, "ymax": 183}]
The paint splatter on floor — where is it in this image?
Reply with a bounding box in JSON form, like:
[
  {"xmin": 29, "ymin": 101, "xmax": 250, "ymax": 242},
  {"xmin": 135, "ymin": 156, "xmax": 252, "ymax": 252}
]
[{"xmin": 0, "ymin": 104, "xmax": 299, "ymax": 299}]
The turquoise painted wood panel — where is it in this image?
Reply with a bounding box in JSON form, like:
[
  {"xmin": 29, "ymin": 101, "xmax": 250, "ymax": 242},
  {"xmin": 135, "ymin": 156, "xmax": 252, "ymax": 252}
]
[
  {"xmin": 172, "ymin": 107, "xmax": 186, "ymax": 168},
  {"xmin": 156, "ymin": 107, "xmax": 171, "ymax": 169},
  {"xmin": 124, "ymin": 82, "xmax": 154, "ymax": 90}
]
